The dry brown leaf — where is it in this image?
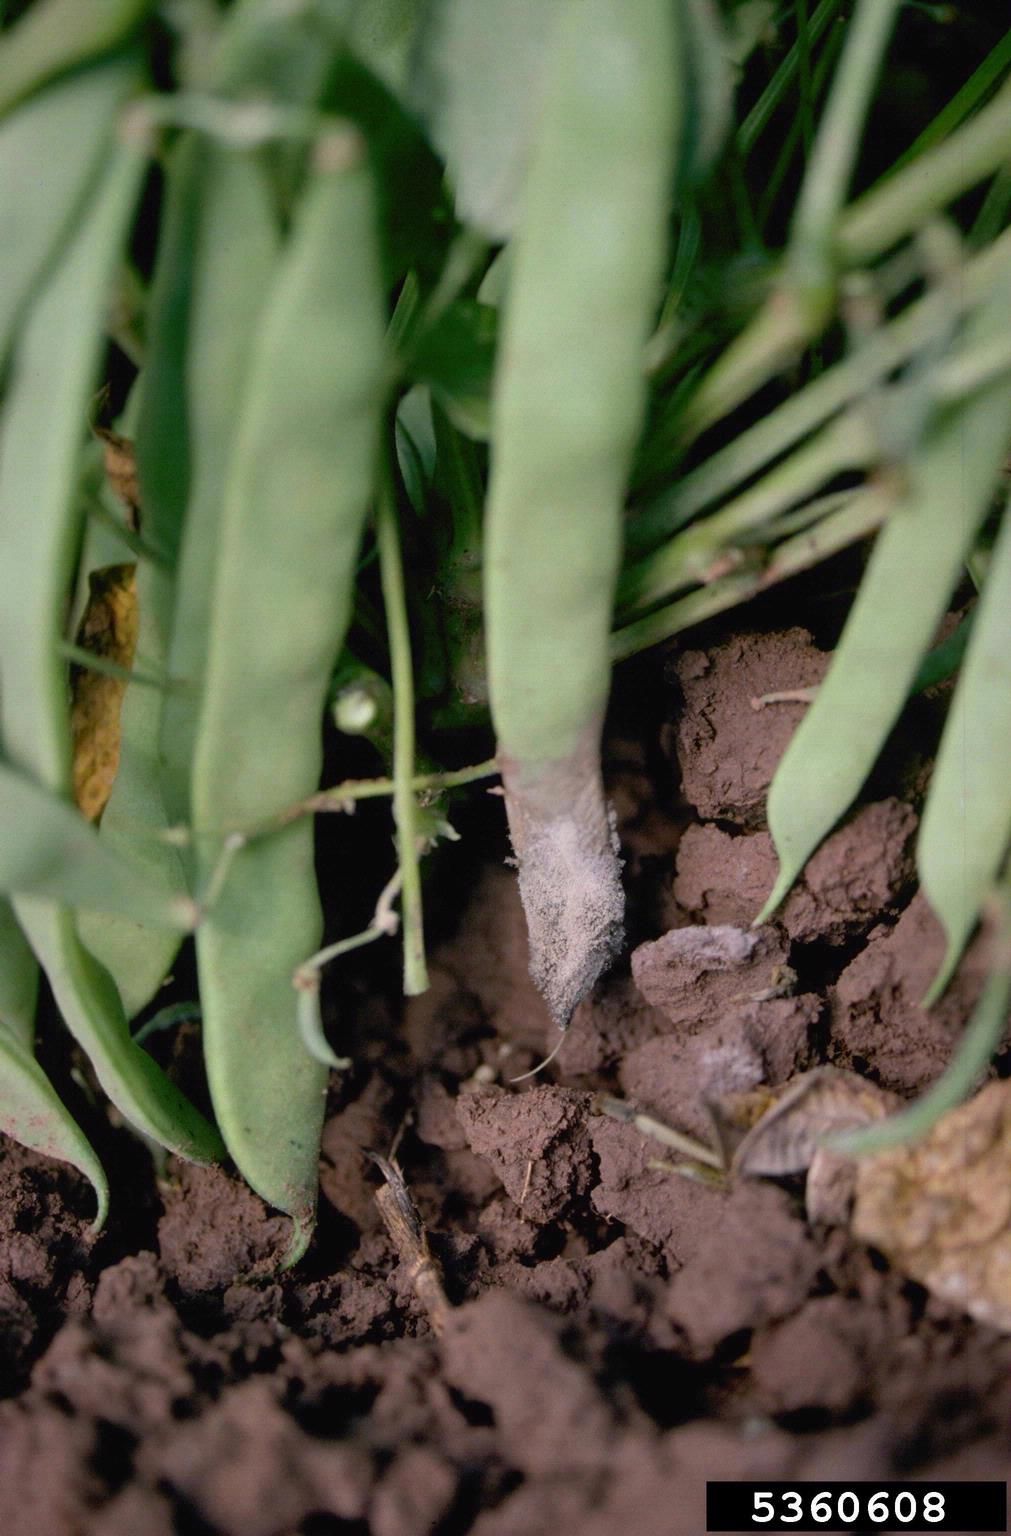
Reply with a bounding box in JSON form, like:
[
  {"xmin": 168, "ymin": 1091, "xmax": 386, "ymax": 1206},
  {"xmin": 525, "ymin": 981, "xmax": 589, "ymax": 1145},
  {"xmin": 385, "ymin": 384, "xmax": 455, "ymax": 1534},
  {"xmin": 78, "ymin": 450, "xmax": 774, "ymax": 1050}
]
[
  {"xmin": 70, "ymin": 562, "xmax": 139, "ymax": 823},
  {"xmin": 708, "ymin": 1066, "xmax": 896, "ymax": 1179},
  {"xmin": 853, "ymin": 1079, "xmax": 1011, "ymax": 1332},
  {"xmin": 95, "ymin": 428, "xmax": 140, "ymax": 529}
]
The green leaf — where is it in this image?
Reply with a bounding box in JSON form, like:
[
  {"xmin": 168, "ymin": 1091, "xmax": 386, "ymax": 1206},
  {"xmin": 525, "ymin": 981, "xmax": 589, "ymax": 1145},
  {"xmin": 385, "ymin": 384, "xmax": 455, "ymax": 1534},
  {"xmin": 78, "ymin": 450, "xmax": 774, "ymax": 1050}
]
[
  {"xmin": 918, "ymin": 502, "xmax": 1011, "ymax": 1001},
  {"xmin": 0, "ymin": 54, "xmax": 138, "ymax": 368},
  {"xmin": 411, "ymin": 299, "xmax": 496, "ymax": 441},
  {"xmin": 410, "ymin": 0, "xmax": 567, "ymax": 239},
  {"xmin": 0, "ymin": 0, "xmax": 150, "ymax": 118},
  {"xmin": 759, "ymin": 260, "xmax": 1011, "ymax": 921}
]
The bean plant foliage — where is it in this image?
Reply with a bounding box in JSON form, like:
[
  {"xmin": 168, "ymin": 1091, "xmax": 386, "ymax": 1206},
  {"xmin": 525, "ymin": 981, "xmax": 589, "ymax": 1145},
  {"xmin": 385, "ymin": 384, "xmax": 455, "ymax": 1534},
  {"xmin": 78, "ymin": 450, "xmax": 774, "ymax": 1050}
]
[{"xmin": 2, "ymin": 0, "xmax": 1011, "ymax": 1258}]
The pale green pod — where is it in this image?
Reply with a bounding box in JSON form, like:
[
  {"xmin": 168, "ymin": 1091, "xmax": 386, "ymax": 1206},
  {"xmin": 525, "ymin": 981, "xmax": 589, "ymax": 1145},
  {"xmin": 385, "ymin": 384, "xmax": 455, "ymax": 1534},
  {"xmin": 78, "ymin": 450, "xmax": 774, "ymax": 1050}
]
[
  {"xmin": 151, "ymin": 142, "xmax": 281, "ymax": 835},
  {"xmin": 483, "ymin": 0, "xmax": 682, "ymax": 1025},
  {"xmin": 0, "ymin": 54, "xmax": 137, "ymax": 367},
  {"xmin": 0, "ymin": 144, "xmax": 222, "ymax": 1165},
  {"xmin": 192, "ymin": 133, "xmax": 386, "ymax": 1256},
  {"xmin": 917, "ymin": 499, "xmax": 1011, "ymax": 1001},
  {"xmin": 759, "ymin": 254, "xmax": 1011, "ymax": 922}
]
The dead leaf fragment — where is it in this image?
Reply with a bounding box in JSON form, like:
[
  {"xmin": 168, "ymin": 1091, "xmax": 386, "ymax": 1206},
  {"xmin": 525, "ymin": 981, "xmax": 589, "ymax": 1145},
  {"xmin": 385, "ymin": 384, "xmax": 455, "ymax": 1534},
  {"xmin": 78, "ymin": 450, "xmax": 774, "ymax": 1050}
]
[
  {"xmin": 70, "ymin": 563, "xmax": 139, "ymax": 822},
  {"xmin": 709, "ymin": 1066, "xmax": 896, "ymax": 1178},
  {"xmin": 95, "ymin": 428, "xmax": 140, "ymax": 528},
  {"xmin": 853, "ymin": 1079, "xmax": 1011, "ymax": 1332}
]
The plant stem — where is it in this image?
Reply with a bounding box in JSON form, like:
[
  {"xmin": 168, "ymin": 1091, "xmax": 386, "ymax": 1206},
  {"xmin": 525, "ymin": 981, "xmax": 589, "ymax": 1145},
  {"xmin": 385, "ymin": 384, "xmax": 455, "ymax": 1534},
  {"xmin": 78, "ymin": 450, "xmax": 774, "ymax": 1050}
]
[
  {"xmin": 621, "ymin": 409, "xmax": 875, "ymax": 611},
  {"xmin": 838, "ymin": 76, "xmax": 1011, "ymax": 266},
  {"xmin": 788, "ymin": 0, "xmax": 902, "ymax": 303},
  {"xmin": 737, "ymin": 0, "xmax": 842, "ymax": 157},
  {"xmin": 632, "ymin": 225, "xmax": 1011, "ymax": 551},
  {"xmin": 612, "ymin": 483, "xmax": 892, "ymax": 660},
  {"xmin": 682, "ymin": 60, "xmax": 1011, "ymax": 443},
  {"xmin": 375, "ymin": 466, "xmax": 428, "ymax": 996}
]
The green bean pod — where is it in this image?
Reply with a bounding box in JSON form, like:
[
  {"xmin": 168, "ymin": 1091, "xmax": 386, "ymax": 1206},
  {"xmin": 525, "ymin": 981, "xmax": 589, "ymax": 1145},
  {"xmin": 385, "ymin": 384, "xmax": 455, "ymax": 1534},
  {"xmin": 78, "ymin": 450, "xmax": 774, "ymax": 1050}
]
[
  {"xmin": 759, "ymin": 253, "xmax": 1011, "ymax": 922},
  {"xmin": 0, "ymin": 54, "xmax": 137, "ymax": 367},
  {"xmin": 0, "ymin": 142, "xmax": 222, "ymax": 1166},
  {"xmin": 137, "ymin": 136, "xmax": 281, "ymax": 831},
  {"xmin": 192, "ymin": 131, "xmax": 386, "ymax": 1256},
  {"xmin": 0, "ymin": 900, "xmax": 108, "ymax": 1222},
  {"xmin": 917, "ymin": 498, "xmax": 1011, "ymax": 1001},
  {"xmin": 483, "ymin": 0, "xmax": 682, "ymax": 1026}
]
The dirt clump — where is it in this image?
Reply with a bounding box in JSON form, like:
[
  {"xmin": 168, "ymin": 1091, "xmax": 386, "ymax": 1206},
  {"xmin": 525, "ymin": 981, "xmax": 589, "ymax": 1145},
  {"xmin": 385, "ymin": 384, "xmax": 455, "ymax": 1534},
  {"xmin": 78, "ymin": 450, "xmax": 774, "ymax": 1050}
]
[
  {"xmin": 1, "ymin": 621, "xmax": 1007, "ymax": 1532},
  {"xmin": 667, "ymin": 627, "xmax": 829, "ymax": 827}
]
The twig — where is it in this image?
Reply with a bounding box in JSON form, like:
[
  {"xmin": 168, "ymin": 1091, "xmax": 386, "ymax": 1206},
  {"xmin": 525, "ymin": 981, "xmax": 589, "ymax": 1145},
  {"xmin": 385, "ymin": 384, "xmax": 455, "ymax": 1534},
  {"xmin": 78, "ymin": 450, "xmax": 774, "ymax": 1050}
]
[
  {"xmin": 369, "ymin": 1153, "xmax": 451, "ymax": 1335},
  {"xmin": 594, "ymin": 1095, "xmax": 724, "ymax": 1170}
]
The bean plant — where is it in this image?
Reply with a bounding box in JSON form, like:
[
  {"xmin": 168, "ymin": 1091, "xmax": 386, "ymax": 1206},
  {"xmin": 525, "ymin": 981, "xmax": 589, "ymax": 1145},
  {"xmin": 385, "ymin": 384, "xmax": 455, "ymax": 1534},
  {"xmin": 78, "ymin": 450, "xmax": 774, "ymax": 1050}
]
[{"xmin": 1, "ymin": 0, "xmax": 1011, "ymax": 1255}]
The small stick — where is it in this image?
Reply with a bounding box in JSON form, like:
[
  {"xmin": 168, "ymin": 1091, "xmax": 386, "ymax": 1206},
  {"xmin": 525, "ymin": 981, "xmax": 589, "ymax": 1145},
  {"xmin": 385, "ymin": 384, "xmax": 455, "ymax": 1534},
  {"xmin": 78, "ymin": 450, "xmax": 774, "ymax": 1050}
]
[
  {"xmin": 595, "ymin": 1094, "xmax": 725, "ymax": 1169},
  {"xmin": 369, "ymin": 1153, "xmax": 451, "ymax": 1335},
  {"xmin": 750, "ymin": 687, "xmax": 818, "ymax": 710}
]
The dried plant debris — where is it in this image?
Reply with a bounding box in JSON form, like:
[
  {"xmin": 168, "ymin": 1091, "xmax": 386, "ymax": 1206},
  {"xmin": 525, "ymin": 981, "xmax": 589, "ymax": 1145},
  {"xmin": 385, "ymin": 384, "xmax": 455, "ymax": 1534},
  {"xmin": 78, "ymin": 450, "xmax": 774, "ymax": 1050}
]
[
  {"xmin": 70, "ymin": 561, "xmax": 138, "ymax": 822},
  {"xmin": 710, "ymin": 1066, "xmax": 897, "ymax": 1178},
  {"xmin": 597, "ymin": 1066, "xmax": 896, "ymax": 1191},
  {"xmin": 853, "ymin": 1080, "xmax": 1011, "ymax": 1333},
  {"xmin": 95, "ymin": 427, "xmax": 141, "ymax": 526}
]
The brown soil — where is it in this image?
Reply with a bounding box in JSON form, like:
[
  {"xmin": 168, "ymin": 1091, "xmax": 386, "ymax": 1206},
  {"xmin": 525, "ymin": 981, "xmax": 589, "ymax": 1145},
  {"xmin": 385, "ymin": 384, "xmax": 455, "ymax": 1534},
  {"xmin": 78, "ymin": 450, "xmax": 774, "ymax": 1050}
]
[{"xmin": 2, "ymin": 623, "xmax": 1009, "ymax": 1536}]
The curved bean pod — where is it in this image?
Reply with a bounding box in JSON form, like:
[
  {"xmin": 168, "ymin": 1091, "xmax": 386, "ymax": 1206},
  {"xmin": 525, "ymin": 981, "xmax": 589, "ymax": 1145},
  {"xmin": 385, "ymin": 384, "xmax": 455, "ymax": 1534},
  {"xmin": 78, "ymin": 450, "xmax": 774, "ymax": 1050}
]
[
  {"xmin": 138, "ymin": 136, "xmax": 281, "ymax": 829},
  {"xmin": 0, "ymin": 142, "xmax": 222, "ymax": 1165},
  {"xmin": 192, "ymin": 130, "xmax": 386, "ymax": 1256},
  {"xmin": 760, "ymin": 252, "xmax": 1011, "ymax": 922},
  {"xmin": 917, "ymin": 498, "xmax": 1011, "ymax": 1001},
  {"xmin": 483, "ymin": 0, "xmax": 682, "ymax": 1025}
]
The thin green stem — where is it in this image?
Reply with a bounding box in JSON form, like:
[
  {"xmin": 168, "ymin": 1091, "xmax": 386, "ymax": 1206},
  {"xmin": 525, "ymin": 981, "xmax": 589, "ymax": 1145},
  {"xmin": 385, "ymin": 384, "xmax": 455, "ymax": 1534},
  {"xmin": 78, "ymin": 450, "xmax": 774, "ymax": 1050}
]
[
  {"xmin": 789, "ymin": 0, "xmax": 903, "ymax": 302},
  {"xmin": 621, "ymin": 409, "xmax": 875, "ymax": 612},
  {"xmin": 737, "ymin": 0, "xmax": 842, "ymax": 158},
  {"xmin": 307, "ymin": 757, "xmax": 499, "ymax": 813},
  {"xmin": 612, "ymin": 484, "xmax": 892, "ymax": 661},
  {"xmin": 837, "ymin": 76, "xmax": 1011, "ymax": 266},
  {"xmin": 759, "ymin": 19, "xmax": 844, "ymax": 232},
  {"xmin": 795, "ymin": 0, "xmax": 815, "ymax": 162},
  {"xmin": 633, "ymin": 226, "xmax": 1011, "ymax": 549},
  {"xmin": 375, "ymin": 465, "xmax": 428, "ymax": 996}
]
